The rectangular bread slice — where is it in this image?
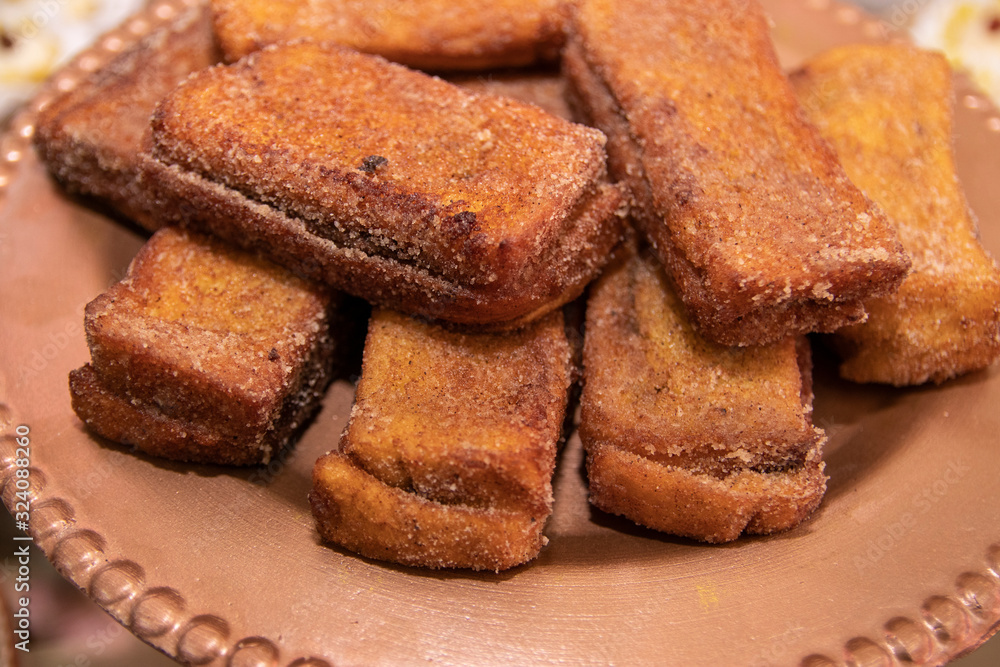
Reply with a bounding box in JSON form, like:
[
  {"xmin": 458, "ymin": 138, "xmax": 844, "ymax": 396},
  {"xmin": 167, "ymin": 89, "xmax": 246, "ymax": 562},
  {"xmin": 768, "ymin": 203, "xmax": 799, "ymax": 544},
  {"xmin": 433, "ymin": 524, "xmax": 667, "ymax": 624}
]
[
  {"xmin": 138, "ymin": 41, "xmax": 624, "ymax": 330},
  {"xmin": 70, "ymin": 227, "xmax": 343, "ymax": 465},
  {"xmin": 33, "ymin": 1, "xmax": 219, "ymax": 230},
  {"xmin": 211, "ymin": 0, "xmax": 567, "ymax": 70},
  {"xmin": 310, "ymin": 308, "xmax": 572, "ymax": 570},
  {"xmin": 579, "ymin": 244, "xmax": 827, "ymax": 543},
  {"xmin": 791, "ymin": 44, "xmax": 1000, "ymax": 385},
  {"xmin": 563, "ymin": 0, "xmax": 910, "ymax": 347}
]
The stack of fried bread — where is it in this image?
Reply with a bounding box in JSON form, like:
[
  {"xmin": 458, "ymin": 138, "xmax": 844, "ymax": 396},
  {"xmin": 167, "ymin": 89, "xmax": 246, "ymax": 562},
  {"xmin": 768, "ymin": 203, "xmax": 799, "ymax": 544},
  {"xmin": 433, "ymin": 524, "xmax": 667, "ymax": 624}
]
[
  {"xmin": 36, "ymin": 3, "xmax": 599, "ymax": 570},
  {"xmin": 563, "ymin": 0, "xmax": 911, "ymax": 347},
  {"xmin": 32, "ymin": 0, "xmax": 1000, "ymax": 568},
  {"xmin": 790, "ymin": 45, "xmax": 1000, "ymax": 385},
  {"xmin": 70, "ymin": 226, "xmax": 343, "ymax": 465},
  {"xmin": 581, "ymin": 243, "xmax": 827, "ymax": 543},
  {"xmin": 311, "ymin": 310, "xmax": 571, "ymax": 570},
  {"xmin": 138, "ymin": 40, "xmax": 625, "ymax": 330}
]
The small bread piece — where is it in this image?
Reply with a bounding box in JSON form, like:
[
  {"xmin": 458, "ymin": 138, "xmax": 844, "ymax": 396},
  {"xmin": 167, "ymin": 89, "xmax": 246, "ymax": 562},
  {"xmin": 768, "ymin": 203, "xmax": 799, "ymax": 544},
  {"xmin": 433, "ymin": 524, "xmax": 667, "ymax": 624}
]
[
  {"xmin": 563, "ymin": 0, "xmax": 910, "ymax": 347},
  {"xmin": 211, "ymin": 0, "xmax": 566, "ymax": 70},
  {"xmin": 70, "ymin": 227, "xmax": 340, "ymax": 465},
  {"xmin": 580, "ymin": 245, "xmax": 827, "ymax": 543},
  {"xmin": 140, "ymin": 41, "xmax": 624, "ymax": 330},
  {"xmin": 33, "ymin": 2, "xmax": 219, "ymax": 230},
  {"xmin": 311, "ymin": 308, "xmax": 572, "ymax": 570},
  {"xmin": 791, "ymin": 44, "xmax": 1000, "ymax": 385}
]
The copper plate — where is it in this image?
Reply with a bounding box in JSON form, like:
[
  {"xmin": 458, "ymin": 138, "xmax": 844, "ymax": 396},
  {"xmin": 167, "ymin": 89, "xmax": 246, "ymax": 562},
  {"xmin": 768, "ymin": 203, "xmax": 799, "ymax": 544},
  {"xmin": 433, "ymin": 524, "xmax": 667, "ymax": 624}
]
[{"xmin": 2, "ymin": 1, "xmax": 1000, "ymax": 665}]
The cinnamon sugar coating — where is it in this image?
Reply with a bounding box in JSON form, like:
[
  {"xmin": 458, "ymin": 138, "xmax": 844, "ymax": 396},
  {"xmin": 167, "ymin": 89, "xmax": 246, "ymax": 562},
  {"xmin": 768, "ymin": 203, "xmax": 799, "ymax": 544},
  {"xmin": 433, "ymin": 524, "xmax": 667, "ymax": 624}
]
[
  {"xmin": 311, "ymin": 308, "xmax": 571, "ymax": 570},
  {"xmin": 70, "ymin": 227, "xmax": 341, "ymax": 465},
  {"xmin": 580, "ymin": 245, "xmax": 826, "ymax": 543},
  {"xmin": 563, "ymin": 0, "xmax": 911, "ymax": 346},
  {"xmin": 141, "ymin": 41, "xmax": 624, "ymax": 329},
  {"xmin": 211, "ymin": 0, "xmax": 567, "ymax": 70},
  {"xmin": 791, "ymin": 44, "xmax": 1000, "ymax": 385},
  {"xmin": 33, "ymin": 2, "xmax": 219, "ymax": 230}
]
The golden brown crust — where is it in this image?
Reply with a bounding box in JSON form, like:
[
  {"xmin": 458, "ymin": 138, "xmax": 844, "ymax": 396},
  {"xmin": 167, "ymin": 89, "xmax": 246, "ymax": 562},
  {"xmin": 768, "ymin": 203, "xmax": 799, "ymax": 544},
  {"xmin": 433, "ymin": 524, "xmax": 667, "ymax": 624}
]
[
  {"xmin": 141, "ymin": 41, "xmax": 624, "ymax": 328},
  {"xmin": 581, "ymin": 246, "xmax": 823, "ymax": 473},
  {"xmin": 586, "ymin": 444, "xmax": 827, "ymax": 544},
  {"xmin": 310, "ymin": 452, "xmax": 547, "ymax": 571},
  {"xmin": 32, "ymin": 2, "xmax": 220, "ymax": 230},
  {"xmin": 311, "ymin": 308, "xmax": 571, "ymax": 569},
  {"xmin": 563, "ymin": 0, "xmax": 911, "ymax": 347},
  {"xmin": 70, "ymin": 227, "xmax": 340, "ymax": 465},
  {"xmin": 343, "ymin": 309, "xmax": 571, "ymax": 516},
  {"xmin": 791, "ymin": 44, "xmax": 1000, "ymax": 385},
  {"xmin": 579, "ymin": 243, "xmax": 827, "ymax": 542},
  {"xmin": 211, "ymin": 0, "xmax": 567, "ymax": 70}
]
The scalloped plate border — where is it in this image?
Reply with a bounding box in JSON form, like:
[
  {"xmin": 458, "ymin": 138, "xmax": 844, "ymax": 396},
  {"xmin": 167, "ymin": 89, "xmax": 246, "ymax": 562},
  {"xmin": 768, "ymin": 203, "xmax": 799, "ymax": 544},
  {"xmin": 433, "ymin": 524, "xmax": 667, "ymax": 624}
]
[{"xmin": 1, "ymin": 1, "xmax": 1000, "ymax": 666}]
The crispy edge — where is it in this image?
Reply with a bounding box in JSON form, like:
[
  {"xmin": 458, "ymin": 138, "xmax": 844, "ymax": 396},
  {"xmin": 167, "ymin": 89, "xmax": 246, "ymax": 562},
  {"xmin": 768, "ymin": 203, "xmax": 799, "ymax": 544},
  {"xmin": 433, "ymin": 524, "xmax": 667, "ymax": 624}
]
[
  {"xmin": 310, "ymin": 451, "xmax": 547, "ymax": 571},
  {"xmin": 586, "ymin": 443, "xmax": 827, "ymax": 544},
  {"xmin": 70, "ymin": 349, "xmax": 330, "ymax": 466},
  {"xmin": 831, "ymin": 281, "xmax": 1000, "ymax": 385}
]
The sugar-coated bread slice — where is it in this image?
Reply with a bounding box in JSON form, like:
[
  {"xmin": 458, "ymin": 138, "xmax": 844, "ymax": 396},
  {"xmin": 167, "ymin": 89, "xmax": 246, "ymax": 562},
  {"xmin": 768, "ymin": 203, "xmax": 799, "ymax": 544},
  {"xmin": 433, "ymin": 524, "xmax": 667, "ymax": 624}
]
[
  {"xmin": 33, "ymin": 1, "xmax": 219, "ymax": 230},
  {"xmin": 211, "ymin": 0, "xmax": 567, "ymax": 70},
  {"xmin": 563, "ymin": 0, "xmax": 910, "ymax": 347},
  {"xmin": 70, "ymin": 227, "xmax": 342, "ymax": 465},
  {"xmin": 344, "ymin": 309, "xmax": 571, "ymax": 515},
  {"xmin": 791, "ymin": 44, "xmax": 1000, "ymax": 385},
  {"xmin": 311, "ymin": 308, "xmax": 572, "ymax": 570},
  {"xmin": 580, "ymin": 244, "xmax": 827, "ymax": 542},
  {"xmin": 139, "ymin": 41, "xmax": 624, "ymax": 330}
]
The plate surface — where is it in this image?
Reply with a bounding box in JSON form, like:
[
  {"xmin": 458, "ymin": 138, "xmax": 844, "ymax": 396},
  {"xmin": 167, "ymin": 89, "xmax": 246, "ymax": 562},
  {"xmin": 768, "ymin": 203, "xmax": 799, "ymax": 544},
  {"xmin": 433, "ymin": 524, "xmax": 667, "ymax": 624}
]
[{"xmin": 2, "ymin": 1, "xmax": 1000, "ymax": 665}]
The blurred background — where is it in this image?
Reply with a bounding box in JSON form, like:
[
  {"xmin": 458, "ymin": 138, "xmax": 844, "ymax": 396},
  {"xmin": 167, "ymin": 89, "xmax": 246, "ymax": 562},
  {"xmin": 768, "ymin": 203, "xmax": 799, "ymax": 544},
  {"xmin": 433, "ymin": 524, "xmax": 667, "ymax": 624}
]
[{"xmin": 1, "ymin": 0, "xmax": 999, "ymax": 665}]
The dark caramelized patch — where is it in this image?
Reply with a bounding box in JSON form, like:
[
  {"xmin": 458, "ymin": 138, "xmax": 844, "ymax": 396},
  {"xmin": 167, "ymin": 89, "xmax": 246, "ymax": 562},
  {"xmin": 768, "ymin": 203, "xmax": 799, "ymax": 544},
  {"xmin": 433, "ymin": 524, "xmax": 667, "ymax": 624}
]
[{"xmin": 359, "ymin": 155, "xmax": 388, "ymax": 173}]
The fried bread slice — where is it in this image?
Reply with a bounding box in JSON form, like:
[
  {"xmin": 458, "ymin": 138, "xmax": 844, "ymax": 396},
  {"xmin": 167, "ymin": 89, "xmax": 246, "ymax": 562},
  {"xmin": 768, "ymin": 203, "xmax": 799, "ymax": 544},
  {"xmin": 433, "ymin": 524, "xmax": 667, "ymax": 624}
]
[
  {"xmin": 791, "ymin": 44, "xmax": 1000, "ymax": 385},
  {"xmin": 70, "ymin": 227, "xmax": 341, "ymax": 465},
  {"xmin": 139, "ymin": 41, "xmax": 624, "ymax": 330},
  {"xmin": 563, "ymin": 0, "xmax": 910, "ymax": 347},
  {"xmin": 211, "ymin": 0, "xmax": 566, "ymax": 70},
  {"xmin": 580, "ymin": 244, "xmax": 827, "ymax": 543},
  {"xmin": 310, "ymin": 308, "xmax": 571, "ymax": 570},
  {"xmin": 33, "ymin": 1, "xmax": 219, "ymax": 230}
]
